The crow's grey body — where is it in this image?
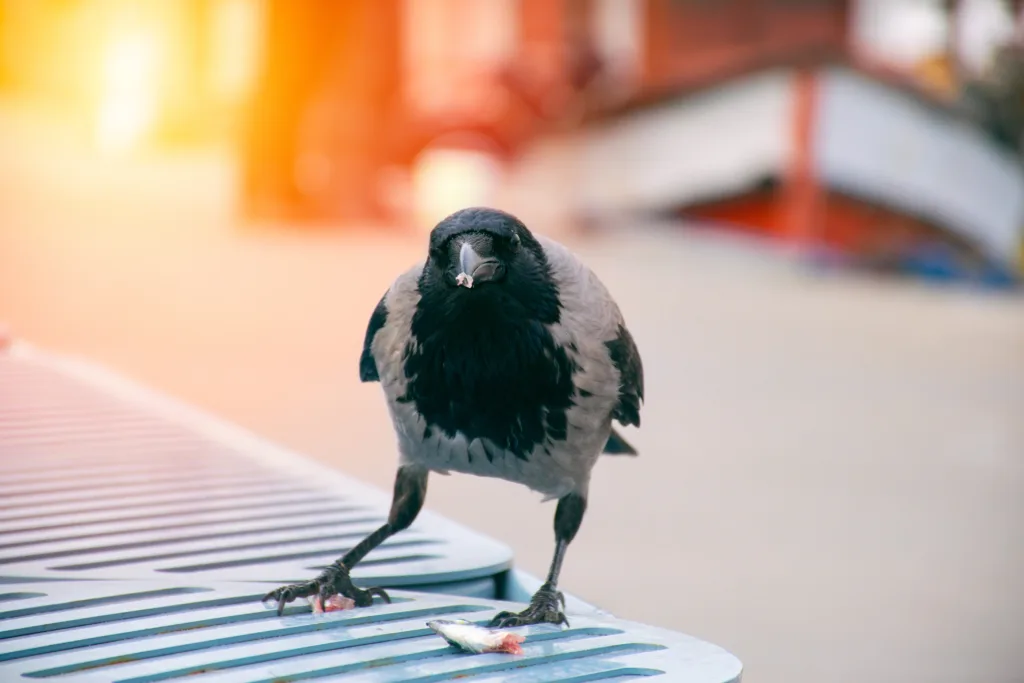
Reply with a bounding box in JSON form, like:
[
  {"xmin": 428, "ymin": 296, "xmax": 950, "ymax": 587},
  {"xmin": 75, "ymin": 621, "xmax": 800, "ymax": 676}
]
[{"xmin": 368, "ymin": 235, "xmax": 635, "ymax": 501}]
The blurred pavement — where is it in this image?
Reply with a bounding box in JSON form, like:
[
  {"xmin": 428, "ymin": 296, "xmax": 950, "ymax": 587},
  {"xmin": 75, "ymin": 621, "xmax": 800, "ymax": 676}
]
[{"xmin": 1, "ymin": 113, "xmax": 1023, "ymax": 683}]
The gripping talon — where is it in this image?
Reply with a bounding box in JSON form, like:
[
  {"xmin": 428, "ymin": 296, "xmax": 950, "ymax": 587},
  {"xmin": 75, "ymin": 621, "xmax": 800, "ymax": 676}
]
[
  {"xmin": 488, "ymin": 583, "xmax": 568, "ymax": 628},
  {"xmin": 487, "ymin": 610, "xmax": 515, "ymax": 627},
  {"xmin": 261, "ymin": 563, "xmax": 385, "ymax": 617},
  {"xmin": 367, "ymin": 586, "xmax": 392, "ymax": 604},
  {"xmin": 275, "ymin": 588, "xmax": 292, "ymax": 616},
  {"xmin": 317, "ymin": 583, "xmax": 332, "ymax": 611}
]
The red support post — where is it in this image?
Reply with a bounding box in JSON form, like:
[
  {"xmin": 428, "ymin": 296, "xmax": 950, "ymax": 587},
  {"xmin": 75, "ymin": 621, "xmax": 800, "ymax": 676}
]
[{"xmin": 783, "ymin": 66, "xmax": 823, "ymax": 249}]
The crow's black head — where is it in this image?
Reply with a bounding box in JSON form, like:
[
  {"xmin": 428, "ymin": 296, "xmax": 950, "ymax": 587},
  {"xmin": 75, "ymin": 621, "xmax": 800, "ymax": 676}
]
[{"xmin": 419, "ymin": 207, "xmax": 560, "ymax": 323}]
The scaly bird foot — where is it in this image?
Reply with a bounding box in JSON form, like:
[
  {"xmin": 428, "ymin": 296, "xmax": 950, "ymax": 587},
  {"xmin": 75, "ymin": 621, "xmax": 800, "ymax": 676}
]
[
  {"xmin": 488, "ymin": 582, "xmax": 569, "ymax": 628},
  {"xmin": 261, "ymin": 562, "xmax": 390, "ymax": 616}
]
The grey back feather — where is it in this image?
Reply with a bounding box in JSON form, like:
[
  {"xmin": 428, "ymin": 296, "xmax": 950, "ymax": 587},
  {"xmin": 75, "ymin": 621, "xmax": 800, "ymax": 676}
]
[{"xmin": 538, "ymin": 236, "xmax": 644, "ymax": 431}]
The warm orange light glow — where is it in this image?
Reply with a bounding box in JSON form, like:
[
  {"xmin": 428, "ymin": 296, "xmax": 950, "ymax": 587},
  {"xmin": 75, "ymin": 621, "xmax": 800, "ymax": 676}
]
[{"xmin": 95, "ymin": 32, "xmax": 161, "ymax": 153}]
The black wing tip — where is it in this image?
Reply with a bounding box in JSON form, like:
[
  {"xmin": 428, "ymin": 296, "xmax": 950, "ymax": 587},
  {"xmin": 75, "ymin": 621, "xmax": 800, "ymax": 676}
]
[
  {"xmin": 605, "ymin": 322, "xmax": 644, "ymax": 433},
  {"xmin": 359, "ymin": 353, "xmax": 380, "ymax": 382},
  {"xmin": 614, "ymin": 400, "xmax": 642, "ymax": 429},
  {"xmin": 360, "ymin": 293, "xmax": 389, "ymax": 383},
  {"xmin": 604, "ymin": 428, "xmax": 638, "ymax": 456}
]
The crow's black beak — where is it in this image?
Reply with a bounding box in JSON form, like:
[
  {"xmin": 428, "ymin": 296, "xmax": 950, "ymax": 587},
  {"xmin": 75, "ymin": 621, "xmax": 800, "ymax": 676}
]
[{"xmin": 457, "ymin": 242, "xmax": 501, "ymax": 287}]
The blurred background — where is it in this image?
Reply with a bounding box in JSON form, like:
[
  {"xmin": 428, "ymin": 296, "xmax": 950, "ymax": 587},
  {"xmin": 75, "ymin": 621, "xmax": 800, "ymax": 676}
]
[{"xmin": 1, "ymin": 1, "xmax": 1023, "ymax": 681}]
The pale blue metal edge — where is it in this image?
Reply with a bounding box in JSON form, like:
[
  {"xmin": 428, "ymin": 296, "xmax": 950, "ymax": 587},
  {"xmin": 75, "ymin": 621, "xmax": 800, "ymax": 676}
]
[{"xmin": 0, "ymin": 579, "xmax": 743, "ymax": 682}]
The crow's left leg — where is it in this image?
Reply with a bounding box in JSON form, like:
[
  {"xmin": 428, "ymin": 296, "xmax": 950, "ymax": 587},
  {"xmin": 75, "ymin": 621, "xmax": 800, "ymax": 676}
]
[
  {"xmin": 489, "ymin": 491, "xmax": 585, "ymax": 628},
  {"xmin": 262, "ymin": 465, "xmax": 427, "ymax": 616}
]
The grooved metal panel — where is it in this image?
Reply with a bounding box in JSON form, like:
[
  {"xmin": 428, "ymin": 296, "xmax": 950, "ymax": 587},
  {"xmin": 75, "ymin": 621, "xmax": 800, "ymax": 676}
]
[
  {"xmin": 0, "ymin": 579, "xmax": 743, "ymax": 682},
  {"xmin": 0, "ymin": 345, "xmax": 512, "ymax": 594}
]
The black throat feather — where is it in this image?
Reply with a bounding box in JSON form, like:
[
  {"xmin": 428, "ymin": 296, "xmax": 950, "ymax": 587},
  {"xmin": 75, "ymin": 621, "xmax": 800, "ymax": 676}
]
[{"xmin": 402, "ymin": 260, "xmax": 577, "ymax": 460}]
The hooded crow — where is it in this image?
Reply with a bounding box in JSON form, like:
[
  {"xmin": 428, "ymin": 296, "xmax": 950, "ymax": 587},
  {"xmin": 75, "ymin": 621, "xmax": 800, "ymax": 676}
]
[{"xmin": 263, "ymin": 207, "xmax": 644, "ymax": 627}]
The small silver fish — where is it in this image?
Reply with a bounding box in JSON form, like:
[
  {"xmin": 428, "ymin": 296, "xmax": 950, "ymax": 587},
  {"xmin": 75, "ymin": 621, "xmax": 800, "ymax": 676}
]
[
  {"xmin": 455, "ymin": 272, "xmax": 474, "ymax": 288},
  {"xmin": 426, "ymin": 619, "xmax": 526, "ymax": 655}
]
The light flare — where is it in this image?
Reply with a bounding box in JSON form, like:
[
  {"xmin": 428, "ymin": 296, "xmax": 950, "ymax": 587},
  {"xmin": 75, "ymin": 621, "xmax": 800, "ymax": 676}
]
[{"xmin": 95, "ymin": 32, "xmax": 160, "ymax": 153}]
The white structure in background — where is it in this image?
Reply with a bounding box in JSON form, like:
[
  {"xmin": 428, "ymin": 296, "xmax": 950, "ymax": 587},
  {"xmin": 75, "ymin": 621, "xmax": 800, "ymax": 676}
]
[
  {"xmin": 575, "ymin": 70, "xmax": 793, "ymax": 216},
  {"xmin": 501, "ymin": 64, "xmax": 1024, "ymax": 266},
  {"xmin": 815, "ymin": 67, "xmax": 1024, "ymax": 264}
]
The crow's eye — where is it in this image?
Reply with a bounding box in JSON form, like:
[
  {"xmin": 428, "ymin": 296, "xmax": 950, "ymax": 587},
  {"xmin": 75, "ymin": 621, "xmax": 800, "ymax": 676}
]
[
  {"xmin": 430, "ymin": 240, "xmax": 451, "ymax": 262},
  {"xmin": 510, "ymin": 232, "xmax": 521, "ymax": 252}
]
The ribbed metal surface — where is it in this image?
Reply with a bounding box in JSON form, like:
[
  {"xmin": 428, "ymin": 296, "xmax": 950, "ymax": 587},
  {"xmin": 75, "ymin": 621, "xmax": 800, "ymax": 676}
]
[
  {"xmin": 0, "ymin": 346, "xmax": 512, "ymax": 595},
  {"xmin": 0, "ymin": 579, "xmax": 743, "ymax": 682},
  {"xmin": 0, "ymin": 343, "xmax": 744, "ymax": 680}
]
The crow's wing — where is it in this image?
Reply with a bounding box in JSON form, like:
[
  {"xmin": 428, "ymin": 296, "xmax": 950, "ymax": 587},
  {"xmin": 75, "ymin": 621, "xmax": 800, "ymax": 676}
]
[
  {"xmin": 537, "ymin": 236, "xmax": 644, "ymax": 453},
  {"xmin": 358, "ymin": 265, "xmax": 429, "ymax": 423},
  {"xmin": 604, "ymin": 322, "xmax": 644, "ymax": 428},
  {"xmin": 359, "ymin": 265, "xmax": 423, "ymax": 387},
  {"xmin": 359, "ymin": 294, "xmax": 388, "ymax": 382}
]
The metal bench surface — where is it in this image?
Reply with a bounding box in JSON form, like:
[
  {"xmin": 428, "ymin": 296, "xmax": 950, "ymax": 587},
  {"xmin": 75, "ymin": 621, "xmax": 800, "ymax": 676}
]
[
  {"xmin": 0, "ymin": 345, "xmax": 511, "ymax": 596},
  {"xmin": 0, "ymin": 578, "xmax": 742, "ymax": 682},
  {"xmin": 0, "ymin": 342, "xmax": 743, "ymax": 681}
]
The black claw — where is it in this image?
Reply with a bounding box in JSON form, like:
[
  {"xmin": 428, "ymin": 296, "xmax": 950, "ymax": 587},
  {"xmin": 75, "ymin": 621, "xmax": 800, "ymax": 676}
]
[
  {"xmin": 317, "ymin": 583, "xmax": 331, "ymax": 609},
  {"xmin": 275, "ymin": 588, "xmax": 292, "ymax": 616},
  {"xmin": 487, "ymin": 610, "xmax": 515, "ymax": 628},
  {"xmin": 261, "ymin": 563, "xmax": 386, "ymax": 617},
  {"xmin": 487, "ymin": 584, "xmax": 568, "ymax": 629}
]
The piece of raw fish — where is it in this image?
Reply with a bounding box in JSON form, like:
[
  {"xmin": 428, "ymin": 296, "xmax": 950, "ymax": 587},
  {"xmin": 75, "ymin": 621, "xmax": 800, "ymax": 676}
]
[
  {"xmin": 426, "ymin": 619, "xmax": 526, "ymax": 655},
  {"xmin": 308, "ymin": 594, "xmax": 356, "ymax": 613}
]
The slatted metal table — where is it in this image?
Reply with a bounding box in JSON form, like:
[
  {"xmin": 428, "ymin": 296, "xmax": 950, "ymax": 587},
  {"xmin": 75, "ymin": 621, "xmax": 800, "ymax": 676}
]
[
  {"xmin": 0, "ymin": 344, "xmax": 511, "ymax": 597},
  {"xmin": 0, "ymin": 342, "xmax": 744, "ymax": 681},
  {"xmin": 0, "ymin": 580, "xmax": 743, "ymax": 682}
]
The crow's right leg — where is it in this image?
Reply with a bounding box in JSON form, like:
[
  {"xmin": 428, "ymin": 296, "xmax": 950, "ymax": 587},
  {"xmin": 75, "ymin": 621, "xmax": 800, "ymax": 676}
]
[
  {"xmin": 489, "ymin": 491, "xmax": 585, "ymax": 628},
  {"xmin": 262, "ymin": 465, "xmax": 427, "ymax": 616}
]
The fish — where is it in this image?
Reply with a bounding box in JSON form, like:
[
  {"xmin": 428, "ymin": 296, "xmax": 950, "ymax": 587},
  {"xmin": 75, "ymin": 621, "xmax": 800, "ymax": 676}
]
[
  {"xmin": 426, "ymin": 619, "xmax": 526, "ymax": 655},
  {"xmin": 309, "ymin": 594, "xmax": 356, "ymax": 613}
]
